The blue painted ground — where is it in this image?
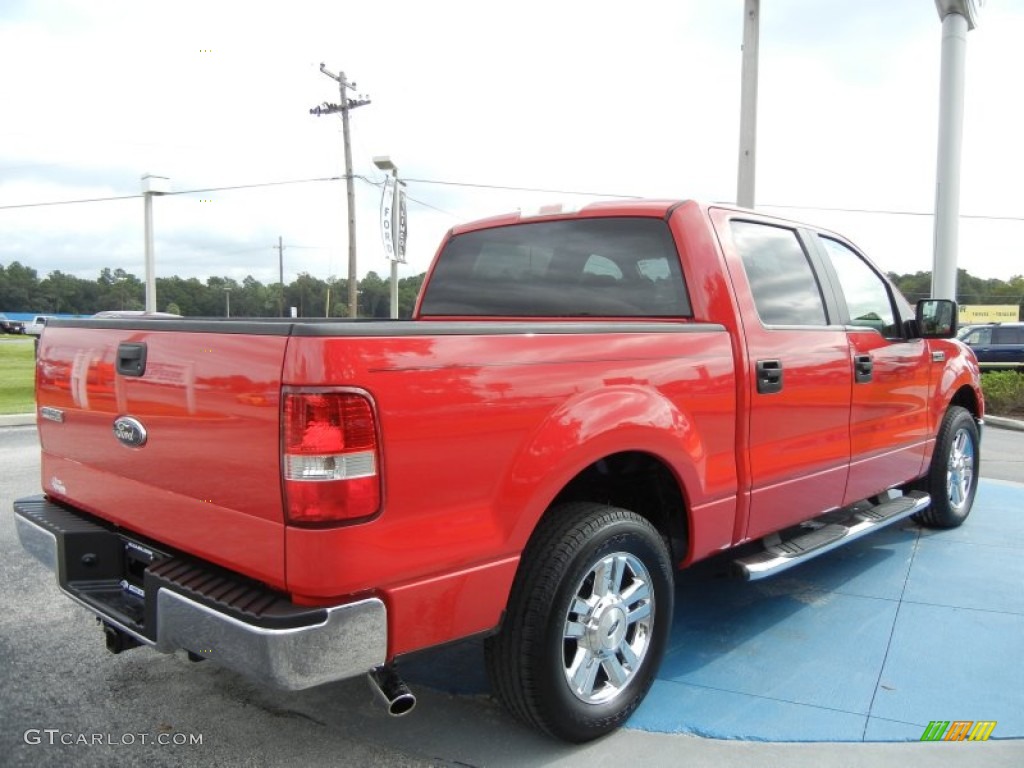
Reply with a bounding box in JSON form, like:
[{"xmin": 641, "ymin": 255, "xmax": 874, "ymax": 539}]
[{"xmin": 402, "ymin": 479, "xmax": 1024, "ymax": 742}]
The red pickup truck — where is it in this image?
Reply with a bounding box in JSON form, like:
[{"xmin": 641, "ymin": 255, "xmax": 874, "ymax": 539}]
[{"xmin": 15, "ymin": 200, "xmax": 983, "ymax": 742}]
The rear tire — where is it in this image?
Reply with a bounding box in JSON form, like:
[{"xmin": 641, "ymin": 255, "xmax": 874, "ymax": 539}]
[
  {"xmin": 913, "ymin": 405, "xmax": 980, "ymax": 528},
  {"xmin": 485, "ymin": 502, "xmax": 674, "ymax": 743}
]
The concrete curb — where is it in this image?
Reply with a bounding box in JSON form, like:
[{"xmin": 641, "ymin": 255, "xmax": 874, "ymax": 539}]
[
  {"xmin": 986, "ymin": 414, "xmax": 1024, "ymax": 432},
  {"xmin": 0, "ymin": 413, "xmax": 36, "ymax": 428}
]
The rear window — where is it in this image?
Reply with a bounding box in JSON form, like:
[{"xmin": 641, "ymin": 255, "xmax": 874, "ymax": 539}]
[{"xmin": 419, "ymin": 217, "xmax": 691, "ymax": 317}]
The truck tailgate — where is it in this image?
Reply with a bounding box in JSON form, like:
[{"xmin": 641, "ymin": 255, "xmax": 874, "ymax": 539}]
[{"xmin": 36, "ymin": 323, "xmax": 289, "ymax": 589}]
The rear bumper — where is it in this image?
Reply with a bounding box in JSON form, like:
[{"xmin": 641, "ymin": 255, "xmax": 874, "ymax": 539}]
[{"xmin": 13, "ymin": 495, "xmax": 386, "ymax": 690}]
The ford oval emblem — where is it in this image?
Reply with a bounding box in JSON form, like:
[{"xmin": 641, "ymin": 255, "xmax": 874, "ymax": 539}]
[{"xmin": 113, "ymin": 416, "xmax": 148, "ymax": 447}]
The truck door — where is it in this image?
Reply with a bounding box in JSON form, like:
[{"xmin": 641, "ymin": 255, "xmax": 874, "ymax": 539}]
[
  {"xmin": 815, "ymin": 235, "xmax": 931, "ymax": 504},
  {"xmin": 711, "ymin": 211, "xmax": 853, "ymax": 541}
]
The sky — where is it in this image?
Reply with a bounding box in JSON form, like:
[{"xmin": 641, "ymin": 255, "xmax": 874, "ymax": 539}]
[{"xmin": 1, "ymin": 0, "xmax": 1022, "ymax": 301}]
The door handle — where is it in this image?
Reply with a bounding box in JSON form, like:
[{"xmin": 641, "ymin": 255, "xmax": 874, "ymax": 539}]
[
  {"xmin": 756, "ymin": 359, "xmax": 783, "ymax": 394},
  {"xmin": 854, "ymin": 354, "xmax": 873, "ymax": 383},
  {"xmin": 117, "ymin": 342, "xmax": 147, "ymax": 377}
]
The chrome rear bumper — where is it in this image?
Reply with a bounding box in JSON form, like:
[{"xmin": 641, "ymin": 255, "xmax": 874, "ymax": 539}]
[{"xmin": 14, "ymin": 495, "xmax": 386, "ymax": 691}]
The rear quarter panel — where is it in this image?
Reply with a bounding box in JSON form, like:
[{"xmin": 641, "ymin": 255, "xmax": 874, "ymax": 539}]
[{"xmin": 281, "ymin": 326, "xmax": 737, "ymax": 654}]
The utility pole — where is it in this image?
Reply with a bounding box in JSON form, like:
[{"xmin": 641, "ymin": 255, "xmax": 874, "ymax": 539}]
[
  {"xmin": 311, "ymin": 64, "xmax": 371, "ymax": 318},
  {"xmin": 277, "ymin": 236, "xmax": 285, "ymax": 317}
]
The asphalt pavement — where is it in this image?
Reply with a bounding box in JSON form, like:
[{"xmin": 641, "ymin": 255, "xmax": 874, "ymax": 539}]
[{"xmin": 1, "ymin": 420, "xmax": 1021, "ymax": 766}]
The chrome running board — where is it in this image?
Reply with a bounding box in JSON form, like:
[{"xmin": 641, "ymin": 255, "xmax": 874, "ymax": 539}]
[{"xmin": 734, "ymin": 491, "xmax": 931, "ymax": 581}]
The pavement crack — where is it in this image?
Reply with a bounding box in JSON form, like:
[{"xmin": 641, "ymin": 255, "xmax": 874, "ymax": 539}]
[{"xmin": 861, "ymin": 524, "xmax": 921, "ymax": 740}]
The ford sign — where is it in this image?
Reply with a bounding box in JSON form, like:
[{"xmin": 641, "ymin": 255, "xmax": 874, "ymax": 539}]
[{"xmin": 113, "ymin": 416, "xmax": 148, "ymax": 448}]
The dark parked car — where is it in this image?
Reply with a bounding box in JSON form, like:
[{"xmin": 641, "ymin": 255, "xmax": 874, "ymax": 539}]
[
  {"xmin": 0, "ymin": 313, "xmax": 25, "ymax": 334},
  {"xmin": 959, "ymin": 322, "xmax": 1024, "ymax": 371}
]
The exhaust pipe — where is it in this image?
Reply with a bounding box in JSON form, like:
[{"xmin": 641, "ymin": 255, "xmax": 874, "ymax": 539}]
[
  {"xmin": 102, "ymin": 622, "xmax": 141, "ymax": 654},
  {"xmin": 367, "ymin": 664, "xmax": 416, "ymax": 717}
]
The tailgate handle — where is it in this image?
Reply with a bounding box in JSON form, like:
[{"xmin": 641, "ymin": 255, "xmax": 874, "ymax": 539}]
[{"xmin": 117, "ymin": 342, "xmax": 148, "ymax": 377}]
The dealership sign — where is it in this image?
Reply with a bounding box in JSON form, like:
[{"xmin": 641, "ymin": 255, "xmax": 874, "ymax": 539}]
[{"xmin": 379, "ymin": 176, "xmax": 407, "ymax": 264}]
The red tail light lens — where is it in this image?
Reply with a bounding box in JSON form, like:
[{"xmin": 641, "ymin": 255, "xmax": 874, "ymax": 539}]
[{"xmin": 282, "ymin": 390, "xmax": 381, "ymax": 524}]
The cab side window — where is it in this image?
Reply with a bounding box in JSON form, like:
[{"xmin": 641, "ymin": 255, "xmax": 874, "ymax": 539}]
[
  {"xmin": 821, "ymin": 237, "xmax": 899, "ymax": 337},
  {"xmin": 730, "ymin": 221, "xmax": 828, "ymax": 326}
]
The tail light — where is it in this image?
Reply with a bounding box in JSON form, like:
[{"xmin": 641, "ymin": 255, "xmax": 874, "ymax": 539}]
[{"xmin": 282, "ymin": 389, "xmax": 381, "ymax": 524}]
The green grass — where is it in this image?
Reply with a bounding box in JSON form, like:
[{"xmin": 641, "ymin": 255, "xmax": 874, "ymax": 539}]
[{"xmin": 0, "ymin": 337, "xmax": 36, "ymax": 415}]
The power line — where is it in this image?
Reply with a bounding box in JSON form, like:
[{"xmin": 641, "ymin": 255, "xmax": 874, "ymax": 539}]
[
  {"xmin": 0, "ymin": 193, "xmax": 141, "ymax": 210},
  {"xmin": 165, "ymin": 176, "xmax": 342, "ymax": 196},
  {"xmin": 2, "ymin": 174, "xmax": 1023, "ymax": 223},
  {"xmin": 0, "ymin": 176, "xmax": 343, "ymax": 211},
  {"xmin": 402, "ymin": 194, "xmax": 456, "ymax": 216},
  {"xmin": 402, "ymin": 177, "xmax": 645, "ymax": 200},
  {"xmin": 759, "ymin": 203, "xmax": 1024, "ymax": 222},
  {"xmin": 358, "ymin": 174, "xmax": 456, "ymax": 217}
]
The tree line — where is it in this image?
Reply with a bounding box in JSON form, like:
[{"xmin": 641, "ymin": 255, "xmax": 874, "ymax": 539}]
[
  {"xmin": 888, "ymin": 269, "xmax": 1024, "ymax": 311},
  {"xmin": 0, "ymin": 262, "xmax": 427, "ymax": 318},
  {"xmin": 2, "ymin": 261, "xmax": 1021, "ymax": 319}
]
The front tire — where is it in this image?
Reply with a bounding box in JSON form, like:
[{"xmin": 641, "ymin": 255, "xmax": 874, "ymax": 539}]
[
  {"xmin": 485, "ymin": 502, "xmax": 674, "ymax": 742},
  {"xmin": 913, "ymin": 405, "xmax": 980, "ymax": 528}
]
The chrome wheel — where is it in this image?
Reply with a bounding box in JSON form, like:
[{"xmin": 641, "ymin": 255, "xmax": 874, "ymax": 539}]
[
  {"xmin": 913, "ymin": 405, "xmax": 979, "ymax": 529},
  {"xmin": 562, "ymin": 552, "xmax": 655, "ymax": 705},
  {"xmin": 485, "ymin": 502, "xmax": 673, "ymax": 742},
  {"xmin": 946, "ymin": 427, "xmax": 975, "ymax": 513}
]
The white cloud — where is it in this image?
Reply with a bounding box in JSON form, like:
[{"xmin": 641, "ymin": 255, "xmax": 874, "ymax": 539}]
[{"xmin": 1, "ymin": 0, "xmax": 1022, "ymax": 294}]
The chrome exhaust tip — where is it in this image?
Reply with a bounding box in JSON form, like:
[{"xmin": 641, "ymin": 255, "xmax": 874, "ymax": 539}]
[{"xmin": 367, "ymin": 664, "xmax": 416, "ymax": 717}]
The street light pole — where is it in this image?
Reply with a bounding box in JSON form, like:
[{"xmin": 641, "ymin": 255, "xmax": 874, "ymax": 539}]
[
  {"xmin": 373, "ymin": 156, "xmax": 402, "ymax": 319},
  {"xmin": 141, "ymin": 174, "xmax": 169, "ymax": 312},
  {"xmin": 311, "ymin": 65, "xmax": 371, "ymax": 318},
  {"xmin": 277, "ymin": 236, "xmax": 285, "ymax": 317}
]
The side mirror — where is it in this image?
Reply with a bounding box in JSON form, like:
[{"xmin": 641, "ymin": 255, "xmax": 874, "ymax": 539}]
[{"xmin": 915, "ymin": 299, "xmax": 958, "ymax": 339}]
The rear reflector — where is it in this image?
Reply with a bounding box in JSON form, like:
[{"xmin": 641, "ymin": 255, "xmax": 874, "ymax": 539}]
[
  {"xmin": 284, "ymin": 450, "xmax": 376, "ymax": 481},
  {"xmin": 282, "ymin": 390, "xmax": 381, "ymax": 524}
]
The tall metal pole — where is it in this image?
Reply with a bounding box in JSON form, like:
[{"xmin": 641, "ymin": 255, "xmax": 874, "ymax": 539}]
[
  {"xmin": 737, "ymin": 0, "xmax": 760, "ymax": 209},
  {"xmin": 141, "ymin": 174, "xmax": 168, "ymax": 313},
  {"xmin": 390, "ymin": 259, "xmax": 399, "ymax": 318},
  {"xmin": 278, "ymin": 236, "xmax": 285, "ymax": 317},
  {"xmin": 389, "ymin": 173, "xmax": 400, "ymax": 319},
  {"xmin": 931, "ymin": 4, "xmax": 975, "ymax": 301},
  {"xmin": 144, "ymin": 192, "xmax": 156, "ymax": 312}
]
